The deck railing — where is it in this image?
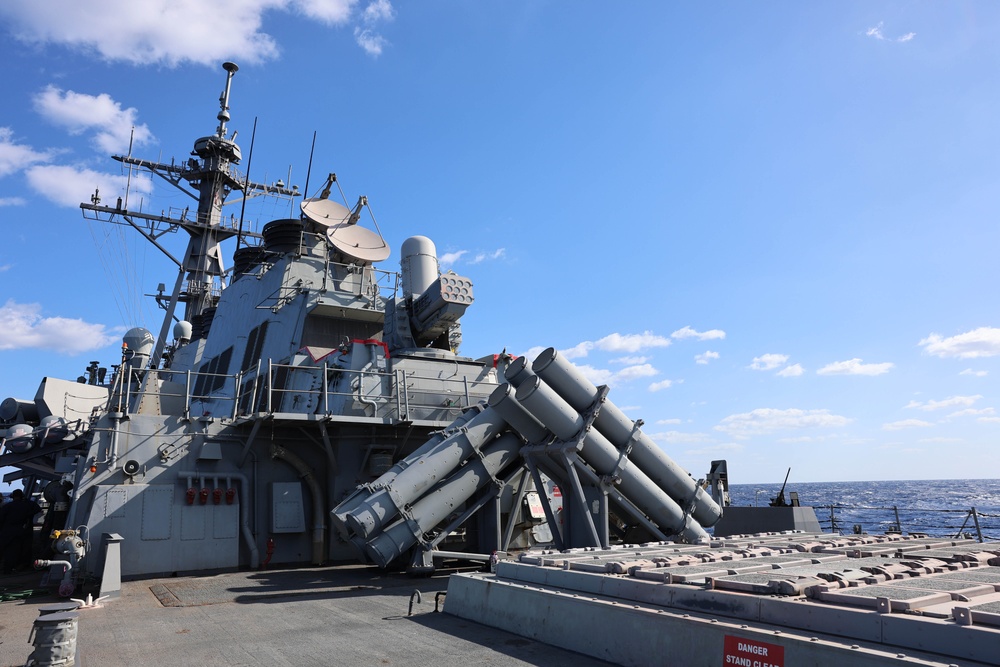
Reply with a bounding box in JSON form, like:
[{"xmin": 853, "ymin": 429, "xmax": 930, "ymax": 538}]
[
  {"xmin": 146, "ymin": 359, "xmax": 481, "ymax": 424},
  {"xmin": 815, "ymin": 503, "xmax": 999, "ymax": 542}
]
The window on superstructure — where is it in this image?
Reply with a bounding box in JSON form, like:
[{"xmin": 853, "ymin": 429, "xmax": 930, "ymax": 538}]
[
  {"xmin": 240, "ymin": 321, "xmax": 269, "ymax": 373},
  {"xmin": 194, "ymin": 360, "xmax": 211, "ymax": 398},
  {"xmin": 210, "ymin": 346, "xmax": 233, "ymax": 393}
]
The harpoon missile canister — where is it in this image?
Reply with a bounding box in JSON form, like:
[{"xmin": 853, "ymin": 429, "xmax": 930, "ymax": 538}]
[
  {"xmin": 533, "ymin": 347, "xmax": 722, "ymax": 527},
  {"xmin": 364, "ymin": 433, "xmax": 522, "ymax": 568},
  {"xmin": 503, "ymin": 356, "xmax": 535, "ymax": 387},
  {"xmin": 343, "ymin": 406, "xmax": 508, "ymax": 540},
  {"xmin": 487, "ymin": 384, "xmax": 550, "ymax": 444},
  {"xmin": 329, "ymin": 407, "xmax": 481, "ymax": 539},
  {"xmin": 515, "ymin": 375, "xmax": 709, "ymax": 543}
]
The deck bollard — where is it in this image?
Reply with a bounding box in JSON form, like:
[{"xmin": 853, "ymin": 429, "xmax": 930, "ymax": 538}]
[{"xmin": 25, "ymin": 610, "xmax": 79, "ymax": 666}]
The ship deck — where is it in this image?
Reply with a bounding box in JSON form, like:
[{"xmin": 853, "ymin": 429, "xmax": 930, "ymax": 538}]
[
  {"xmin": 4, "ymin": 531, "xmax": 1000, "ymax": 666},
  {"xmin": 0, "ymin": 564, "xmax": 613, "ymax": 667},
  {"xmin": 445, "ymin": 531, "xmax": 1000, "ymax": 666}
]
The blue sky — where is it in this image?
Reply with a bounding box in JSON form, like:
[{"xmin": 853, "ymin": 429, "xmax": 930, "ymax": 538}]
[{"xmin": 1, "ymin": 2, "xmax": 999, "ymax": 485}]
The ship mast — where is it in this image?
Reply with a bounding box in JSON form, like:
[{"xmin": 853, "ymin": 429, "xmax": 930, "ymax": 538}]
[
  {"xmin": 79, "ymin": 62, "xmax": 298, "ymax": 368},
  {"xmin": 183, "ymin": 60, "xmax": 242, "ymax": 321}
]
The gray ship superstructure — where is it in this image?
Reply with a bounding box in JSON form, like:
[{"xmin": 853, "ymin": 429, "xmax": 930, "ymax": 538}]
[{"xmin": 0, "ymin": 62, "xmax": 722, "ymax": 595}]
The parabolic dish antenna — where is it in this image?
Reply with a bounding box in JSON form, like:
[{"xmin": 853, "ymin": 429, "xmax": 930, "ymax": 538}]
[{"xmin": 301, "ymin": 197, "xmax": 391, "ymax": 263}]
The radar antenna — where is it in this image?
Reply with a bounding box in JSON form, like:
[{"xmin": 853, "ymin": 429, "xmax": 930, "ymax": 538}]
[
  {"xmin": 217, "ymin": 62, "xmax": 239, "ymax": 139},
  {"xmin": 300, "ymin": 173, "xmax": 390, "ymax": 264}
]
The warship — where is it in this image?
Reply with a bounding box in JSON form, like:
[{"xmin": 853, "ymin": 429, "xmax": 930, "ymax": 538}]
[{"xmin": 1, "ymin": 64, "xmax": 998, "ymax": 667}]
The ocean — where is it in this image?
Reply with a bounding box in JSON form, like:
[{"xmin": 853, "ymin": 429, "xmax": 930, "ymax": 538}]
[{"xmin": 728, "ymin": 478, "xmax": 1000, "ymax": 540}]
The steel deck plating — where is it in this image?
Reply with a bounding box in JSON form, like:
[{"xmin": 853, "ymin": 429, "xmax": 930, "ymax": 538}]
[{"xmin": 445, "ymin": 531, "xmax": 1000, "ymax": 666}]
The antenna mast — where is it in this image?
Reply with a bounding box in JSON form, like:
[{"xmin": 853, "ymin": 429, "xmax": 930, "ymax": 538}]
[{"xmin": 78, "ymin": 61, "xmax": 299, "ymax": 369}]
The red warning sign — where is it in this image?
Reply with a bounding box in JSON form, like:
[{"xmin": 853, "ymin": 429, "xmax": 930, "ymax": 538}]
[{"xmin": 722, "ymin": 635, "xmax": 784, "ymax": 667}]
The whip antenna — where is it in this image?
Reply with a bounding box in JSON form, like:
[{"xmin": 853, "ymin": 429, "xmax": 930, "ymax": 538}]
[{"xmin": 237, "ymin": 116, "xmax": 258, "ymax": 248}]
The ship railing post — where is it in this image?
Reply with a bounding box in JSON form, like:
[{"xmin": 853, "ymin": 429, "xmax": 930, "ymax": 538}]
[
  {"xmin": 972, "ymin": 507, "xmax": 983, "ymax": 542},
  {"xmin": 232, "ymin": 370, "xmax": 242, "ymax": 420},
  {"xmin": 184, "ymin": 370, "xmax": 191, "ymax": 419},
  {"xmin": 322, "ymin": 361, "xmax": 330, "ymax": 415},
  {"xmin": 893, "ymin": 505, "xmax": 901, "ymax": 534},
  {"xmin": 250, "ymin": 359, "xmax": 262, "ymax": 414},
  {"xmin": 322, "ymin": 241, "xmax": 330, "ymax": 293},
  {"xmin": 403, "ymin": 370, "xmax": 411, "ymax": 419},
  {"xmin": 266, "ymin": 359, "xmax": 273, "ymax": 414},
  {"xmin": 394, "ymin": 369, "xmax": 402, "ymax": 419},
  {"xmin": 395, "ymin": 369, "xmax": 409, "ymax": 420},
  {"xmin": 462, "ymin": 376, "xmax": 470, "ymax": 409}
]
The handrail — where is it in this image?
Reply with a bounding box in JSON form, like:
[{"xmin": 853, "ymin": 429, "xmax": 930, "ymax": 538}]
[
  {"xmin": 814, "ymin": 503, "xmax": 997, "ymax": 542},
  {"xmin": 158, "ymin": 358, "xmax": 481, "ymax": 422}
]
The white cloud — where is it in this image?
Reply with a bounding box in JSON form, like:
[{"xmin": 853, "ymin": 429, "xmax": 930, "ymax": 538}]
[
  {"xmin": 25, "ymin": 164, "xmax": 153, "ymax": 208},
  {"xmin": 747, "ymin": 354, "xmax": 805, "ymax": 377},
  {"xmin": 919, "ymin": 327, "xmax": 1000, "ymax": 359},
  {"xmin": 650, "ymin": 431, "xmax": 713, "ymax": 444},
  {"xmin": 522, "ymin": 346, "xmax": 545, "ymax": 361},
  {"xmin": 470, "ymin": 248, "xmax": 506, "ymax": 264},
  {"xmin": 560, "ymin": 341, "xmax": 594, "ymax": 360},
  {"xmin": 866, "ymin": 23, "xmax": 885, "ymax": 40},
  {"xmin": 362, "ymin": 0, "xmax": 394, "ymax": 22},
  {"xmin": 960, "ymin": 369, "xmax": 988, "ymax": 377},
  {"xmin": 576, "ymin": 363, "xmax": 661, "ymax": 388},
  {"xmin": 0, "ymin": 197, "xmax": 27, "ymax": 206},
  {"xmin": 614, "ymin": 364, "xmax": 659, "ymax": 381},
  {"xmin": 715, "ymin": 408, "xmax": 851, "ymax": 438},
  {"xmin": 882, "ymin": 419, "xmax": 934, "ymax": 431},
  {"xmin": 34, "ymin": 86, "xmax": 155, "ymax": 154},
  {"xmin": 865, "ymin": 21, "xmax": 915, "ymax": 43},
  {"xmin": 550, "ymin": 331, "xmax": 670, "ymax": 361},
  {"xmin": 573, "ymin": 364, "xmax": 614, "ymax": 387},
  {"xmin": 671, "ymin": 325, "xmax": 725, "ymax": 341},
  {"xmin": 777, "ymin": 363, "xmax": 804, "ymax": 377},
  {"xmin": 905, "ymin": 395, "xmax": 982, "ymax": 411},
  {"xmin": 354, "ymin": 0, "xmax": 394, "ymax": 57},
  {"xmin": 0, "ymin": 1, "xmax": 365, "ymax": 66},
  {"xmin": 612, "ymin": 356, "xmax": 649, "ymax": 365},
  {"xmin": 948, "ymin": 407, "xmax": 995, "ymax": 418},
  {"xmin": 656, "ymin": 418, "xmax": 681, "ymax": 425},
  {"xmin": 354, "ymin": 27, "xmax": 388, "ymax": 56},
  {"xmin": 438, "ymin": 250, "xmax": 467, "ymax": 267},
  {"xmin": 0, "ymin": 300, "xmax": 119, "ymax": 353},
  {"xmin": 748, "ymin": 353, "xmax": 788, "ymax": 371},
  {"xmin": 3, "ymin": 3, "xmax": 271, "ymax": 66},
  {"xmin": 596, "ymin": 331, "xmax": 671, "ymax": 353},
  {"xmin": 648, "ymin": 379, "xmax": 674, "ymax": 392},
  {"xmin": 695, "ymin": 351, "xmax": 719, "ymax": 365},
  {"xmin": 297, "ymin": 0, "xmax": 356, "ymax": 23},
  {"xmin": 979, "ymin": 417, "xmax": 1000, "ymax": 424},
  {"xmin": 437, "ymin": 247, "xmax": 504, "ymax": 268},
  {"xmin": 0, "ymin": 1, "xmax": 380, "ymax": 65},
  {"xmin": 0, "ymin": 127, "xmax": 55, "ymax": 177},
  {"xmin": 681, "ymin": 443, "xmax": 745, "ymax": 460},
  {"xmin": 776, "ymin": 434, "xmax": 839, "ymax": 444},
  {"xmin": 817, "ymin": 358, "xmax": 893, "ymax": 376}
]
